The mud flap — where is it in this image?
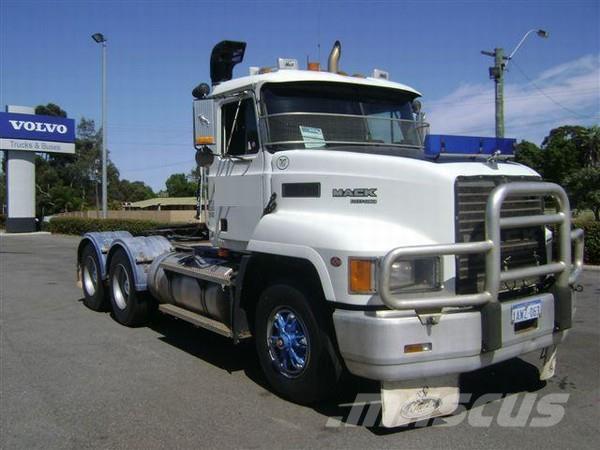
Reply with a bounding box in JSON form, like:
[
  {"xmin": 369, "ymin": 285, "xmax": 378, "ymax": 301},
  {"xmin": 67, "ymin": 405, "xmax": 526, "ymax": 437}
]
[
  {"xmin": 381, "ymin": 376, "xmax": 460, "ymax": 428},
  {"xmin": 539, "ymin": 345, "xmax": 557, "ymax": 381}
]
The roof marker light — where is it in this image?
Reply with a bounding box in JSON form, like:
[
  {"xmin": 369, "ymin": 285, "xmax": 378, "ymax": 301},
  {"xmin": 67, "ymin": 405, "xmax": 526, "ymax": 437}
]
[
  {"xmin": 278, "ymin": 58, "xmax": 299, "ymax": 70},
  {"xmin": 372, "ymin": 68, "xmax": 390, "ymax": 80}
]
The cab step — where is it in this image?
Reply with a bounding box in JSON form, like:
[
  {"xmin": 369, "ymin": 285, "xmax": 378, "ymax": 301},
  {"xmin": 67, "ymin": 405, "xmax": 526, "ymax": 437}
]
[{"xmin": 158, "ymin": 303, "xmax": 233, "ymax": 338}]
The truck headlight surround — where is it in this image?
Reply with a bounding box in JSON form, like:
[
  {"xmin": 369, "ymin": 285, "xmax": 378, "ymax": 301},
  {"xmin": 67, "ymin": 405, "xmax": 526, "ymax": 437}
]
[{"xmin": 389, "ymin": 256, "xmax": 442, "ymax": 294}]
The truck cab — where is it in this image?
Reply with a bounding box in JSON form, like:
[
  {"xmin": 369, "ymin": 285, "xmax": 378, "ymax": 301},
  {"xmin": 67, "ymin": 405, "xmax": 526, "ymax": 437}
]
[{"xmin": 78, "ymin": 40, "xmax": 584, "ymax": 427}]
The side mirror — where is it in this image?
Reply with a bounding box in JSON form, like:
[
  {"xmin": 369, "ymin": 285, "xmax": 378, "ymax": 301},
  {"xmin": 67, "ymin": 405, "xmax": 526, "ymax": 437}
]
[
  {"xmin": 193, "ymin": 98, "xmax": 217, "ymax": 154},
  {"xmin": 195, "ymin": 146, "xmax": 214, "ymax": 167},
  {"xmin": 412, "ymin": 99, "xmax": 422, "ymax": 114},
  {"xmin": 412, "ymin": 99, "xmax": 428, "ymax": 145}
]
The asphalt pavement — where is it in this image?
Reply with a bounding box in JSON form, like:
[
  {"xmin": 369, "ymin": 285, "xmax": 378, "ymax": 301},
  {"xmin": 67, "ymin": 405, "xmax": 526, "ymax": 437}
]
[{"xmin": 1, "ymin": 233, "xmax": 598, "ymax": 449}]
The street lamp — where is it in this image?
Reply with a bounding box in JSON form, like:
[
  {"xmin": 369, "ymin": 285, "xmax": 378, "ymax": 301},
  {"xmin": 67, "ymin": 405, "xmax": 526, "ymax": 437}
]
[
  {"xmin": 482, "ymin": 29, "xmax": 549, "ymax": 138},
  {"xmin": 91, "ymin": 32, "xmax": 108, "ymax": 218}
]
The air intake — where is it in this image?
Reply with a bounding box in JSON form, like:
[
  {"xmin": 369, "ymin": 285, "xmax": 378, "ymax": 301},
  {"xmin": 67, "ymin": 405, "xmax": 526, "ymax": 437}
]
[{"xmin": 210, "ymin": 40, "xmax": 247, "ymax": 86}]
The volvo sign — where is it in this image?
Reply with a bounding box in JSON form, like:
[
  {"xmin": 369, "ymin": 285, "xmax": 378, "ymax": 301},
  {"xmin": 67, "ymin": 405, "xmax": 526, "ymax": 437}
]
[
  {"xmin": 1, "ymin": 106, "xmax": 77, "ymax": 232},
  {"xmin": 0, "ymin": 111, "xmax": 75, "ymax": 154}
]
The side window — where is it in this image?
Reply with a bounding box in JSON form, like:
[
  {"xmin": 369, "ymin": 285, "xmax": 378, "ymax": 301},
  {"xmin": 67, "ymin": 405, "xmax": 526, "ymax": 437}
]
[{"xmin": 222, "ymin": 98, "xmax": 259, "ymax": 156}]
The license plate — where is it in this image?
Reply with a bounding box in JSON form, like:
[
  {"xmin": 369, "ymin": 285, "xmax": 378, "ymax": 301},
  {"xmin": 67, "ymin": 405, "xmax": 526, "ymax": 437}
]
[{"xmin": 511, "ymin": 300, "xmax": 542, "ymax": 324}]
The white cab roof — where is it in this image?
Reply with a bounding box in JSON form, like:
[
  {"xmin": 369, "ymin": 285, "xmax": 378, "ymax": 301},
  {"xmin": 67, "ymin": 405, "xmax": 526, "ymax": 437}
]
[{"xmin": 210, "ymin": 69, "xmax": 421, "ymax": 97}]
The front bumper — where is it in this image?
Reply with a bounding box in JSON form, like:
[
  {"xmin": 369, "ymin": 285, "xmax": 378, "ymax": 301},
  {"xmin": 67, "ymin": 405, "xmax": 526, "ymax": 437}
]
[
  {"xmin": 334, "ymin": 182, "xmax": 584, "ymax": 381},
  {"xmin": 333, "ymin": 293, "xmax": 568, "ymax": 381}
]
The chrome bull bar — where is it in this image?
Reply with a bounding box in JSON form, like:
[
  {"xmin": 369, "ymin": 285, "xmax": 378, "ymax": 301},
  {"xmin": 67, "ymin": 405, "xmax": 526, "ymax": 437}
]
[{"xmin": 378, "ymin": 182, "xmax": 584, "ymax": 352}]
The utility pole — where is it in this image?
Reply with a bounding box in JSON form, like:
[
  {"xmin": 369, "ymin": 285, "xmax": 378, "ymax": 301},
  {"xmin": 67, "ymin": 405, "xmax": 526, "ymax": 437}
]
[
  {"xmin": 101, "ymin": 41, "xmax": 107, "ymax": 218},
  {"xmin": 92, "ymin": 33, "xmax": 108, "ymax": 218},
  {"xmin": 482, "ymin": 48, "xmax": 506, "ymax": 138},
  {"xmin": 482, "ymin": 29, "xmax": 548, "ymax": 139}
]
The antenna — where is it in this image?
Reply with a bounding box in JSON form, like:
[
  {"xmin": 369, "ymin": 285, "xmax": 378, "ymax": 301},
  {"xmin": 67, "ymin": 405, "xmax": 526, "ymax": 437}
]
[{"xmin": 317, "ymin": 0, "xmax": 321, "ymax": 64}]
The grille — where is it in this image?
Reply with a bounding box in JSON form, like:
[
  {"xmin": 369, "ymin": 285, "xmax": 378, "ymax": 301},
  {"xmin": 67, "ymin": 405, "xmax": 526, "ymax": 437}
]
[{"xmin": 455, "ymin": 176, "xmax": 547, "ymax": 295}]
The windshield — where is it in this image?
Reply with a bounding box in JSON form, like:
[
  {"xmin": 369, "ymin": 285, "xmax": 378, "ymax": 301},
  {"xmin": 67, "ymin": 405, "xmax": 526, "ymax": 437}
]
[{"xmin": 261, "ymin": 82, "xmax": 427, "ymax": 152}]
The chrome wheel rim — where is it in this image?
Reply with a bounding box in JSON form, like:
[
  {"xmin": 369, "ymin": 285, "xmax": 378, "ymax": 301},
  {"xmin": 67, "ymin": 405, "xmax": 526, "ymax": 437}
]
[
  {"xmin": 83, "ymin": 256, "xmax": 99, "ymax": 296},
  {"xmin": 112, "ymin": 264, "xmax": 130, "ymax": 311},
  {"xmin": 266, "ymin": 307, "xmax": 310, "ymax": 378}
]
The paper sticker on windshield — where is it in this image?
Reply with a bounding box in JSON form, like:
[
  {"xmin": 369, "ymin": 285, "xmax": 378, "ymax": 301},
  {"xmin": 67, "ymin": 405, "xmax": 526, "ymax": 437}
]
[{"xmin": 299, "ymin": 126, "xmax": 325, "ymax": 148}]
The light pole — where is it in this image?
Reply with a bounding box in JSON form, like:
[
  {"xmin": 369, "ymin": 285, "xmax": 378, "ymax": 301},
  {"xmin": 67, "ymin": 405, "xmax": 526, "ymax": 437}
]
[
  {"xmin": 482, "ymin": 29, "xmax": 548, "ymax": 138},
  {"xmin": 92, "ymin": 32, "xmax": 108, "ymax": 218}
]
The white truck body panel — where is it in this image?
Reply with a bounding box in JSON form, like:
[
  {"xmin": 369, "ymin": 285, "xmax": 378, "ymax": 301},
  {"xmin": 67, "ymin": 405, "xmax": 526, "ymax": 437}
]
[
  {"xmin": 213, "ymin": 146, "xmax": 539, "ymax": 306},
  {"xmin": 210, "ymin": 69, "xmax": 422, "ymax": 98}
]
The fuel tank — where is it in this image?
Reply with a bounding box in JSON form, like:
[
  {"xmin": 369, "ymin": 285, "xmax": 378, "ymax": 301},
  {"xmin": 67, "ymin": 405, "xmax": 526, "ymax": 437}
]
[{"xmin": 147, "ymin": 252, "xmax": 231, "ymax": 326}]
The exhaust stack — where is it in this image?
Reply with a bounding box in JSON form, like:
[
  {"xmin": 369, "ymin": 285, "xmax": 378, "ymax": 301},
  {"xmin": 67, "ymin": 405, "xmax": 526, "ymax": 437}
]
[{"xmin": 327, "ymin": 40, "xmax": 341, "ymax": 73}]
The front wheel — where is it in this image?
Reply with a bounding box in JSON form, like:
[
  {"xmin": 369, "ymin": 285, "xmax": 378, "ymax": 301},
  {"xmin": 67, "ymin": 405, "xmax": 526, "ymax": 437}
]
[{"xmin": 255, "ymin": 283, "xmax": 342, "ymax": 404}]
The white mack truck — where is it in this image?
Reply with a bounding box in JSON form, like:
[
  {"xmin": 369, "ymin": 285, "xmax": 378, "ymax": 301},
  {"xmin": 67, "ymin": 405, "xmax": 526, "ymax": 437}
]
[{"xmin": 77, "ymin": 41, "xmax": 584, "ymax": 427}]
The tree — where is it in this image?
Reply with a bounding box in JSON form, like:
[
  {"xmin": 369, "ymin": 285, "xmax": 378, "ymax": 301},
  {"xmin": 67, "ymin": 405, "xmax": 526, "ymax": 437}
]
[
  {"xmin": 564, "ymin": 167, "xmax": 600, "ymax": 220},
  {"xmin": 581, "ymin": 125, "xmax": 600, "ymax": 168},
  {"xmin": 515, "ymin": 140, "xmax": 544, "ymax": 174},
  {"xmin": 165, "ymin": 173, "xmax": 196, "ymax": 197},
  {"xmin": 30, "ymin": 103, "xmax": 156, "ymax": 216},
  {"xmin": 540, "ymin": 125, "xmax": 589, "ymax": 187},
  {"xmin": 115, "ymin": 179, "xmax": 155, "ymax": 203},
  {"xmin": 35, "ymin": 103, "xmax": 67, "ymax": 118},
  {"xmin": 524, "ymin": 125, "xmax": 600, "ymax": 220},
  {"xmin": 35, "ymin": 117, "xmax": 101, "ymax": 214}
]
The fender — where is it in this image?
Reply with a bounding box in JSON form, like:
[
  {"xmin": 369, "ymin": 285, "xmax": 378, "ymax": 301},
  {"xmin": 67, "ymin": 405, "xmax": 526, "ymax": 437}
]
[
  {"xmin": 106, "ymin": 236, "xmax": 173, "ymax": 291},
  {"xmin": 247, "ymin": 238, "xmax": 335, "ymax": 300},
  {"xmin": 248, "ymin": 211, "xmax": 437, "ymax": 304},
  {"xmin": 78, "ymin": 231, "xmax": 133, "ymax": 280}
]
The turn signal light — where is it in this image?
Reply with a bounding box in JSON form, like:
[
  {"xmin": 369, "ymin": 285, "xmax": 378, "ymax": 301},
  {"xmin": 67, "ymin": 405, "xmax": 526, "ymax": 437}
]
[
  {"xmin": 404, "ymin": 343, "xmax": 432, "ymax": 354},
  {"xmin": 349, "ymin": 258, "xmax": 375, "ymax": 294},
  {"xmin": 196, "ymin": 136, "xmax": 215, "ymax": 145}
]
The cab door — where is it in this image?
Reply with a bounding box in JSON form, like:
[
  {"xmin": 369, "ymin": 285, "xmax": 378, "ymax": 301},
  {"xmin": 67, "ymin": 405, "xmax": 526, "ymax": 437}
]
[{"xmin": 208, "ymin": 95, "xmax": 267, "ymax": 249}]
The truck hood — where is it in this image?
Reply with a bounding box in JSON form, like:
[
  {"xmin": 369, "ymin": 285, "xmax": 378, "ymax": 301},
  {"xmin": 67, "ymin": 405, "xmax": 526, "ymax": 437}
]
[{"xmin": 256, "ymin": 149, "xmax": 539, "ymax": 253}]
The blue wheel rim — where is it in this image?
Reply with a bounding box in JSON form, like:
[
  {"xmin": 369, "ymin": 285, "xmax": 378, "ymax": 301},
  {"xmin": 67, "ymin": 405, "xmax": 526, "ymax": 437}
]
[{"xmin": 266, "ymin": 307, "xmax": 310, "ymax": 378}]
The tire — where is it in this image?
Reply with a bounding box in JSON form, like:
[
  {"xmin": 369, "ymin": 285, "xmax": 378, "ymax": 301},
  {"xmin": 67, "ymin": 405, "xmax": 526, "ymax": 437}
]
[
  {"xmin": 81, "ymin": 244, "xmax": 108, "ymax": 311},
  {"xmin": 108, "ymin": 248, "xmax": 153, "ymax": 327},
  {"xmin": 255, "ymin": 282, "xmax": 342, "ymax": 404}
]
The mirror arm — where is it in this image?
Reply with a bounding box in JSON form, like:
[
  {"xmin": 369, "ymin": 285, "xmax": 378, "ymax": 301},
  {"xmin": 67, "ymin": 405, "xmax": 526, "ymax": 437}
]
[{"xmin": 224, "ymin": 97, "xmax": 244, "ymax": 155}]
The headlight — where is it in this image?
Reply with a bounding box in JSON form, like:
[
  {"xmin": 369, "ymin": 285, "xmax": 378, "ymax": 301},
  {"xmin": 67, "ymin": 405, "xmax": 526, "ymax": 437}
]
[{"xmin": 389, "ymin": 257, "xmax": 441, "ymax": 293}]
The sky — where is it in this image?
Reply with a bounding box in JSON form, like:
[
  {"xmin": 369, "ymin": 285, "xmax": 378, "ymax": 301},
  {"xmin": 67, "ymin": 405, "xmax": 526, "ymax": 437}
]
[{"xmin": 1, "ymin": 0, "xmax": 599, "ymax": 191}]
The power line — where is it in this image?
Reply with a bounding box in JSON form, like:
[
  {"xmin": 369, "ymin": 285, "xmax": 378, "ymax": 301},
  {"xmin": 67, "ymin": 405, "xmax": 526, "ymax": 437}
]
[
  {"xmin": 119, "ymin": 159, "xmax": 195, "ymax": 173},
  {"xmin": 510, "ymin": 60, "xmax": 598, "ymax": 120},
  {"xmin": 425, "ymin": 87, "xmax": 597, "ymax": 107},
  {"xmin": 109, "ymin": 124, "xmax": 190, "ymax": 131},
  {"xmin": 110, "ymin": 141, "xmax": 192, "ymax": 147},
  {"xmin": 440, "ymin": 114, "xmax": 584, "ymax": 137}
]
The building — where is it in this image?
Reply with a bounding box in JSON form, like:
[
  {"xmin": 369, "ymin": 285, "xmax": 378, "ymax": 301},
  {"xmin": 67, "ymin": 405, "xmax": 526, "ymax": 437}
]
[{"xmin": 123, "ymin": 197, "xmax": 197, "ymax": 211}]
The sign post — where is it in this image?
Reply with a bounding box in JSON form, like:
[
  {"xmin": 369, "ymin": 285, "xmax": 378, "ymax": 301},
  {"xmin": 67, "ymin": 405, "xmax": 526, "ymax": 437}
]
[{"xmin": 1, "ymin": 105, "xmax": 76, "ymax": 233}]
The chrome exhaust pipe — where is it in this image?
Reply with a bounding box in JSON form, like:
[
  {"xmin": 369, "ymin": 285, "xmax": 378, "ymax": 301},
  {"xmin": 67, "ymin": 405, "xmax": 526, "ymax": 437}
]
[{"xmin": 327, "ymin": 40, "xmax": 341, "ymax": 73}]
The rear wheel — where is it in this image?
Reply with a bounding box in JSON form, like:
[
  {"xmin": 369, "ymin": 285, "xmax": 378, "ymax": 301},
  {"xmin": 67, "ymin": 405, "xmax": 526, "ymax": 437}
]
[
  {"xmin": 81, "ymin": 244, "xmax": 107, "ymax": 311},
  {"xmin": 108, "ymin": 249, "xmax": 153, "ymax": 326},
  {"xmin": 255, "ymin": 282, "xmax": 342, "ymax": 404}
]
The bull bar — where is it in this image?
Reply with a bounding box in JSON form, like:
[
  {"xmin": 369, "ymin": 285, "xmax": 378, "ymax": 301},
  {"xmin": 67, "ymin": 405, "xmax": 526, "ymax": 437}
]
[{"xmin": 378, "ymin": 182, "xmax": 585, "ymax": 352}]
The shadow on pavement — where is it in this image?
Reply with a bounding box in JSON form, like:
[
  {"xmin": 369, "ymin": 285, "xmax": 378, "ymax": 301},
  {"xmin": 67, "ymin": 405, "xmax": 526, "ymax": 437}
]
[{"xmin": 140, "ymin": 311, "xmax": 547, "ymax": 435}]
